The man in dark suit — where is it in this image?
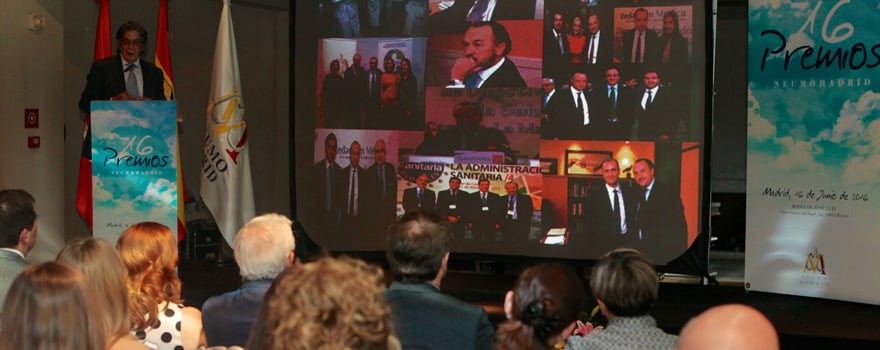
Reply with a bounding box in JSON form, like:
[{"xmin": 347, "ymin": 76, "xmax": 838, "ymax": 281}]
[
  {"xmin": 341, "ymin": 141, "xmax": 367, "ymax": 235},
  {"xmin": 634, "ymin": 69, "xmax": 681, "ymax": 141},
  {"xmin": 0, "ymin": 189, "xmax": 37, "ymax": 308},
  {"xmin": 202, "ymin": 213, "xmax": 295, "ymax": 346},
  {"xmin": 620, "ymin": 8, "xmax": 659, "ymax": 65},
  {"xmin": 467, "ymin": 179, "xmax": 503, "ymax": 240},
  {"xmin": 79, "ymin": 21, "xmax": 166, "ymax": 113},
  {"xmin": 449, "ymin": 21, "xmax": 526, "ymax": 88},
  {"xmin": 424, "ymin": 101, "xmax": 514, "ymax": 163},
  {"xmin": 591, "ymin": 67, "xmax": 636, "ymax": 140},
  {"xmin": 365, "ymin": 56, "xmax": 384, "ymax": 125},
  {"xmin": 343, "ymin": 53, "xmax": 368, "ymax": 126},
  {"xmin": 402, "ymin": 173, "xmax": 436, "ymax": 213},
  {"xmin": 632, "ymin": 158, "xmax": 688, "ymax": 264},
  {"xmin": 436, "ymin": 177, "xmax": 468, "ymax": 238},
  {"xmin": 313, "ymin": 133, "xmax": 343, "ymax": 236},
  {"xmin": 385, "ymin": 211, "xmax": 494, "ymax": 349},
  {"xmin": 584, "ymin": 14, "xmax": 613, "ymax": 67},
  {"xmin": 365, "ymin": 139, "xmax": 398, "ymax": 238},
  {"xmin": 428, "ymin": 0, "xmax": 535, "ymax": 33},
  {"xmin": 499, "ymin": 182, "xmax": 533, "ymax": 242},
  {"xmin": 545, "ymin": 71, "xmax": 594, "ymax": 139},
  {"xmin": 543, "ymin": 12, "xmax": 568, "ymax": 83},
  {"xmin": 584, "ymin": 159, "xmax": 638, "ymax": 250}
]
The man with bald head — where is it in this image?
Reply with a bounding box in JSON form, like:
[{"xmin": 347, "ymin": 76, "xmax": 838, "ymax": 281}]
[
  {"xmin": 677, "ymin": 304, "xmax": 779, "ymax": 350},
  {"xmin": 366, "ymin": 139, "xmax": 398, "ymax": 238}
]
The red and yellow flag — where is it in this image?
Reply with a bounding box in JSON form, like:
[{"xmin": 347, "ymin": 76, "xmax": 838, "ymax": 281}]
[
  {"xmin": 76, "ymin": 0, "xmax": 112, "ymax": 229},
  {"xmin": 155, "ymin": 0, "xmax": 188, "ymax": 241}
]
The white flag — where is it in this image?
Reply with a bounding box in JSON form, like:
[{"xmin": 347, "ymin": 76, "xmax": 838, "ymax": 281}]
[{"xmin": 200, "ymin": 0, "xmax": 254, "ymax": 245}]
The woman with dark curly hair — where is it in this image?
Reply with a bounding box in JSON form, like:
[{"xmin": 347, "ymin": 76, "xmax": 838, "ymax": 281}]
[
  {"xmin": 257, "ymin": 256, "xmax": 400, "ymax": 350},
  {"xmin": 495, "ymin": 263, "xmax": 585, "ymax": 350},
  {"xmin": 117, "ymin": 222, "xmax": 206, "ymax": 349}
]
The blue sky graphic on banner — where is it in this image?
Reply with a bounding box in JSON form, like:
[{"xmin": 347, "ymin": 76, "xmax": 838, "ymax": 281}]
[
  {"xmin": 746, "ymin": 0, "xmax": 880, "ymax": 304},
  {"xmin": 90, "ymin": 101, "xmax": 179, "ymax": 242}
]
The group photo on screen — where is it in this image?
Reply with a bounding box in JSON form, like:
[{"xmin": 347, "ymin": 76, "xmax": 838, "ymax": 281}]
[{"xmin": 303, "ymin": 0, "xmax": 709, "ymax": 264}]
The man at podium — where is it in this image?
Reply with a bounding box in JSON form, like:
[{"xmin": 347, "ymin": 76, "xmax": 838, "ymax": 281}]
[{"xmin": 79, "ymin": 21, "xmax": 166, "ymax": 113}]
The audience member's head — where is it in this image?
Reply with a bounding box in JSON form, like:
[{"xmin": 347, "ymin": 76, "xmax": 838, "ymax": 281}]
[
  {"xmin": 591, "ymin": 248, "xmax": 658, "ymax": 318},
  {"xmin": 386, "ymin": 211, "xmax": 453, "ymax": 285},
  {"xmin": 496, "ymin": 263, "xmax": 585, "ymax": 350},
  {"xmin": 235, "ymin": 213, "xmax": 296, "ymax": 281},
  {"xmin": 1, "ymin": 262, "xmax": 108, "ymax": 349},
  {"xmin": 677, "ymin": 304, "xmax": 779, "ymax": 350},
  {"xmin": 56, "ymin": 237, "xmax": 133, "ymax": 345},
  {"xmin": 116, "ymin": 221, "xmax": 183, "ymax": 331},
  {"xmin": 0, "ymin": 189, "xmax": 37, "ymax": 255},
  {"xmin": 259, "ymin": 256, "xmax": 399, "ymax": 350}
]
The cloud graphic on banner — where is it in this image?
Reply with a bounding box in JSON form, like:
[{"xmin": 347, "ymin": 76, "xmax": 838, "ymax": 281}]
[
  {"xmin": 751, "ymin": 87, "xmax": 880, "ymax": 187},
  {"xmin": 829, "ymin": 91, "xmax": 880, "ymax": 143},
  {"xmin": 144, "ymin": 179, "xmax": 177, "ymax": 206}
]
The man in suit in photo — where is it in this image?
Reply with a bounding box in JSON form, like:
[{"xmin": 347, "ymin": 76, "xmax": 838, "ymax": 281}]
[
  {"xmin": 584, "ymin": 159, "xmax": 638, "ymax": 251},
  {"xmin": 342, "ymin": 141, "xmax": 367, "ymax": 235},
  {"xmin": 385, "ymin": 211, "xmax": 494, "ymax": 349},
  {"xmin": 591, "ymin": 67, "xmax": 636, "ymax": 140},
  {"xmin": 0, "ymin": 189, "xmax": 37, "ymax": 308},
  {"xmin": 402, "ymin": 173, "xmax": 436, "ymax": 214},
  {"xmin": 632, "ymin": 158, "xmax": 688, "ymax": 264},
  {"xmin": 313, "ymin": 133, "xmax": 343, "ymax": 235},
  {"xmin": 584, "ymin": 13, "xmax": 613, "ymax": 69},
  {"xmin": 634, "ymin": 69, "xmax": 681, "ymax": 141},
  {"xmin": 202, "ymin": 213, "xmax": 296, "ymax": 347},
  {"xmin": 429, "ymin": 0, "xmax": 535, "ymax": 33},
  {"xmin": 448, "ymin": 21, "xmax": 526, "ymax": 88},
  {"xmin": 343, "ymin": 53, "xmax": 368, "ymax": 126},
  {"xmin": 467, "ymin": 179, "xmax": 503, "ymax": 240},
  {"xmin": 424, "ymin": 101, "xmax": 514, "ymax": 163},
  {"xmin": 545, "ymin": 71, "xmax": 593, "ymax": 139},
  {"xmin": 366, "ymin": 56, "xmax": 384, "ymax": 125},
  {"xmin": 79, "ymin": 21, "xmax": 166, "ymax": 113},
  {"xmin": 541, "ymin": 77, "xmax": 557, "ymax": 111},
  {"xmin": 543, "ymin": 11, "xmax": 568, "ymax": 83},
  {"xmin": 621, "ymin": 8, "xmax": 659, "ymax": 65},
  {"xmin": 436, "ymin": 177, "xmax": 468, "ymax": 238},
  {"xmin": 499, "ymin": 182, "xmax": 533, "ymax": 242},
  {"xmin": 366, "ymin": 139, "xmax": 398, "ymax": 238}
]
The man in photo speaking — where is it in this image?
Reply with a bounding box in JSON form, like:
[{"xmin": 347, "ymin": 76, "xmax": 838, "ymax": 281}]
[
  {"xmin": 448, "ymin": 21, "xmax": 526, "ymax": 88},
  {"xmin": 79, "ymin": 21, "xmax": 166, "ymax": 113}
]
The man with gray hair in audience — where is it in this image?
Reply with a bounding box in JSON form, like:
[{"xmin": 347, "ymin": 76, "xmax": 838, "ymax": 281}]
[
  {"xmin": 0, "ymin": 189, "xmax": 37, "ymax": 308},
  {"xmin": 385, "ymin": 211, "xmax": 493, "ymax": 350},
  {"xmin": 201, "ymin": 213, "xmax": 296, "ymax": 346}
]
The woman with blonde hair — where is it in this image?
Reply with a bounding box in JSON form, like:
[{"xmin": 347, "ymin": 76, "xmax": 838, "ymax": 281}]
[
  {"xmin": 117, "ymin": 222, "xmax": 206, "ymax": 350},
  {"xmin": 57, "ymin": 237, "xmax": 147, "ymax": 350},
  {"xmin": 1, "ymin": 262, "xmax": 109, "ymax": 349},
  {"xmin": 256, "ymin": 256, "xmax": 400, "ymax": 350}
]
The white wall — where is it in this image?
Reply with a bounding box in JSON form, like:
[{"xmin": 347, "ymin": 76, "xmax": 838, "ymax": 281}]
[
  {"xmin": 0, "ymin": 0, "xmax": 66, "ymax": 263},
  {"xmin": 3, "ymin": 0, "xmax": 289, "ymax": 260}
]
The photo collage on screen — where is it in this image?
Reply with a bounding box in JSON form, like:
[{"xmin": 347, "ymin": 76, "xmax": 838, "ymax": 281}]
[{"xmin": 310, "ymin": 0, "xmax": 705, "ymax": 264}]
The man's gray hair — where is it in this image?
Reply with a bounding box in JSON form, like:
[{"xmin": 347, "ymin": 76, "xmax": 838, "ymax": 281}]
[{"xmin": 233, "ymin": 213, "xmax": 296, "ymax": 281}]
